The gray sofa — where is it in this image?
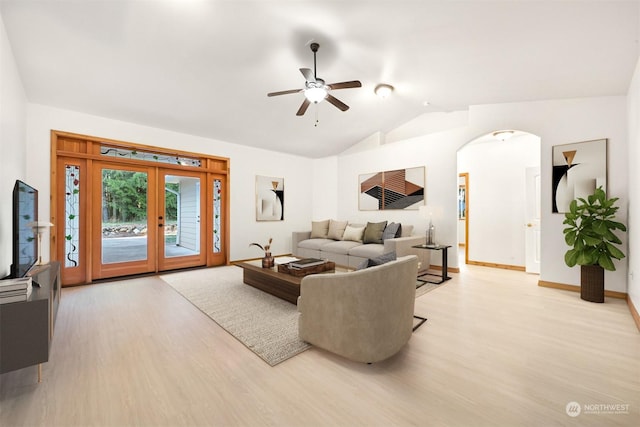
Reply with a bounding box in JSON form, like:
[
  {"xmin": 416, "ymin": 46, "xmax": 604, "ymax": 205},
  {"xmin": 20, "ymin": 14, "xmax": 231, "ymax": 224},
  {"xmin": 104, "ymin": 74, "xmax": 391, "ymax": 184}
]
[
  {"xmin": 292, "ymin": 220, "xmax": 426, "ymax": 269},
  {"xmin": 298, "ymin": 255, "xmax": 418, "ymax": 363}
]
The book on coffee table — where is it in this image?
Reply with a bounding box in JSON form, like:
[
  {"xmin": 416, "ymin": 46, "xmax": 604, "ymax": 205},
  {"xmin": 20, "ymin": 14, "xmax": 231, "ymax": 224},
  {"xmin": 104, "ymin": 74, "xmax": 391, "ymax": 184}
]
[{"xmin": 289, "ymin": 258, "xmax": 326, "ymax": 269}]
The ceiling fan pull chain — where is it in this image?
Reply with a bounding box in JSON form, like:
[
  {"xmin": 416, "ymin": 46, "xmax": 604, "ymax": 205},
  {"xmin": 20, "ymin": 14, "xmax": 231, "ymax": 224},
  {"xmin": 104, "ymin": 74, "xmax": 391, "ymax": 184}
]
[{"xmin": 314, "ymin": 105, "xmax": 319, "ymax": 127}]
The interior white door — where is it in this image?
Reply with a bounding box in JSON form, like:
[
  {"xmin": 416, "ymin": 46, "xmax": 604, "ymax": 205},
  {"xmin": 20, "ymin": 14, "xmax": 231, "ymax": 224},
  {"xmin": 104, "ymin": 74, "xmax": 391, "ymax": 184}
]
[{"xmin": 525, "ymin": 167, "xmax": 541, "ymax": 274}]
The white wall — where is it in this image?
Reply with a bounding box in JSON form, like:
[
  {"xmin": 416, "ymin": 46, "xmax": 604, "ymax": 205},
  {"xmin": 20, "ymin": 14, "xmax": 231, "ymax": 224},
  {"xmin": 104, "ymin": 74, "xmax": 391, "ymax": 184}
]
[
  {"xmin": 0, "ymin": 15, "xmax": 27, "ymax": 277},
  {"xmin": 24, "ymin": 104, "xmax": 315, "ymax": 263},
  {"xmin": 311, "ymin": 156, "xmax": 338, "ymax": 220},
  {"xmin": 628, "ymin": 56, "xmax": 640, "ymax": 312},
  {"xmin": 331, "ymin": 96, "xmax": 628, "ymax": 292},
  {"xmin": 457, "ymin": 134, "xmax": 540, "ymax": 267}
]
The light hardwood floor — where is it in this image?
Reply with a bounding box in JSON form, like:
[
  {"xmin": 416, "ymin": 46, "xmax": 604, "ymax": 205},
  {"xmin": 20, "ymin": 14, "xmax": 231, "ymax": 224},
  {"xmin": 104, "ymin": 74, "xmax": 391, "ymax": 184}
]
[{"xmin": 1, "ymin": 264, "xmax": 639, "ymax": 427}]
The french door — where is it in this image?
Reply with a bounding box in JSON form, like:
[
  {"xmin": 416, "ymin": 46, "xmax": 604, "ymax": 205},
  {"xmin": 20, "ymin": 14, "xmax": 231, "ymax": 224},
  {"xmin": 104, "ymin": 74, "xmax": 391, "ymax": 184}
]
[
  {"xmin": 92, "ymin": 163, "xmax": 207, "ymax": 280},
  {"xmin": 157, "ymin": 169, "xmax": 207, "ymax": 272},
  {"xmin": 52, "ymin": 131, "xmax": 230, "ymax": 286}
]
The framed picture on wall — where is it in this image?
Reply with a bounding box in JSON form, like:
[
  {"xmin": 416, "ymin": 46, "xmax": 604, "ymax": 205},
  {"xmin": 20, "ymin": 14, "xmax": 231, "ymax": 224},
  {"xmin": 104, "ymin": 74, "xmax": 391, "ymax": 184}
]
[
  {"xmin": 551, "ymin": 139, "xmax": 607, "ymax": 213},
  {"xmin": 358, "ymin": 167, "xmax": 425, "ymax": 210},
  {"xmin": 256, "ymin": 175, "xmax": 284, "ymax": 221}
]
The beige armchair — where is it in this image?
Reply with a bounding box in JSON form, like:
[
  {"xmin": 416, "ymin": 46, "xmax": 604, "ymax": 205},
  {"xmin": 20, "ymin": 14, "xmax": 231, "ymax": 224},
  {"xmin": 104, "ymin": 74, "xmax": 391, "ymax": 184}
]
[{"xmin": 298, "ymin": 255, "xmax": 418, "ymax": 363}]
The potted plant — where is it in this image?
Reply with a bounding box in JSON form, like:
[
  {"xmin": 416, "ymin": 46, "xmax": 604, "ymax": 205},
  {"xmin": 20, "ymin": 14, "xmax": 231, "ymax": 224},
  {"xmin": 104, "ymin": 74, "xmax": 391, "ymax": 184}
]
[
  {"xmin": 562, "ymin": 187, "xmax": 626, "ymax": 302},
  {"xmin": 250, "ymin": 238, "xmax": 274, "ymax": 268}
]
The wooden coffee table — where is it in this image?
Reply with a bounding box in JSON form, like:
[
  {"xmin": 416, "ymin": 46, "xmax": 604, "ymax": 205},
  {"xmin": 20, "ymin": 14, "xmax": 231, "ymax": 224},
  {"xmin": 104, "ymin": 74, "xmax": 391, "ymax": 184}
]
[{"xmin": 236, "ymin": 260, "xmax": 336, "ymax": 304}]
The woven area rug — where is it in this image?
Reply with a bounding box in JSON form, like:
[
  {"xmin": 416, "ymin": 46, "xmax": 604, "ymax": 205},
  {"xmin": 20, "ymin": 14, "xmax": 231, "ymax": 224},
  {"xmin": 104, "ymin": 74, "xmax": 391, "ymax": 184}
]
[
  {"xmin": 160, "ymin": 265, "xmax": 310, "ymax": 366},
  {"xmin": 416, "ymin": 280, "xmax": 442, "ymax": 298},
  {"xmin": 159, "ymin": 262, "xmax": 444, "ymax": 366}
]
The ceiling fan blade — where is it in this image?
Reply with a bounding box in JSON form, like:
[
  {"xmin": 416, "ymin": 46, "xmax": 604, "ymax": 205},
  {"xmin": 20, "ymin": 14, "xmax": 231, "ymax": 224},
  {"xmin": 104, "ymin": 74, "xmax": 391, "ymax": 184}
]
[
  {"xmin": 326, "ymin": 94, "xmax": 349, "ymax": 112},
  {"xmin": 328, "ymin": 80, "xmax": 362, "ymax": 90},
  {"xmin": 296, "ymin": 99, "xmax": 311, "ymax": 116},
  {"xmin": 300, "ymin": 68, "xmax": 315, "ymax": 82},
  {"xmin": 267, "ymin": 88, "xmax": 302, "ymax": 97}
]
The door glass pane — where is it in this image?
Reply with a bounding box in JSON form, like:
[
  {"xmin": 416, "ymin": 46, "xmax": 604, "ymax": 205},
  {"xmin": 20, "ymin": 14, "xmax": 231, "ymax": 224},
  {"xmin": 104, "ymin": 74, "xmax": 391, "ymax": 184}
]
[
  {"xmin": 213, "ymin": 179, "xmax": 222, "ymax": 253},
  {"xmin": 101, "ymin": 169, "xmax": 148, "ymax": 264},
  {"xmin": 165, "ymin": 175, "xmax": 200, "ymax": 258},
  {"xmin": 100, "ymin": 145, "xmax": 202, "ymax": 167},
  {"xmin": 65, "ymin": 165, "xmax": 80, "ymax": 268}
]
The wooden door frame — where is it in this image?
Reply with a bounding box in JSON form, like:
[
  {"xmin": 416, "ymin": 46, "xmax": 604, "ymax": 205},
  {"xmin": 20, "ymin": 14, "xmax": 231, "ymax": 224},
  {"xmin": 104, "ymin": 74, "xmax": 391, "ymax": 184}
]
[
  {"xmin": 51, "ymin": 130, "xmax": 230, "ymax": 286},
  {"xmin": 157, "ymin": 169, "xmax": 207, "ymax": 272},
  {"xmin": 459, "ymin": 172, "xmax": 469, "ymax": 264},
  {"xmin": 91, "ymin": 161, "xmax": 158, "ymax": 280}
]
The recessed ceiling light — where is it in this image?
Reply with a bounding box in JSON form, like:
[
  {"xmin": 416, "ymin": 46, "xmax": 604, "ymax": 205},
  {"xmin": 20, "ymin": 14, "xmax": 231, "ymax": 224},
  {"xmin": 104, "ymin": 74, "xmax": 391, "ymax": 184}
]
[{"xmin": 374, "ymin": 84, "xmax": 394, "ymax": 98}]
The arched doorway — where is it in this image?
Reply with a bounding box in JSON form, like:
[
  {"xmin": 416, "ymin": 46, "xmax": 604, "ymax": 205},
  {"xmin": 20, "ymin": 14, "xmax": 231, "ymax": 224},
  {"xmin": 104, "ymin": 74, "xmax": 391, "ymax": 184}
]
[{"xmin": 457, "ymin": 130, "xmax": 541, "ymax": 273}]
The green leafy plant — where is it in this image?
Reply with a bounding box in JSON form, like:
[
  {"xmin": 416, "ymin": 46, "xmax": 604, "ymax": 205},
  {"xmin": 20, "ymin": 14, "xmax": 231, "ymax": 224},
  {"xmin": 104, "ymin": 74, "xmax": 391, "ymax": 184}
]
[{"xmin": 563, "ymin": 187, "xmax": 626, "ymax": 271}]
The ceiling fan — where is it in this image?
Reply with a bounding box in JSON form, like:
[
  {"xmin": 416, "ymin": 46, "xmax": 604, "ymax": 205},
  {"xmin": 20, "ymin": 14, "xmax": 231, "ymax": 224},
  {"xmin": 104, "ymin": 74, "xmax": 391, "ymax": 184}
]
[{"xmin": 267, "ymin": 42, "xmax": 362, "ymax": 116}]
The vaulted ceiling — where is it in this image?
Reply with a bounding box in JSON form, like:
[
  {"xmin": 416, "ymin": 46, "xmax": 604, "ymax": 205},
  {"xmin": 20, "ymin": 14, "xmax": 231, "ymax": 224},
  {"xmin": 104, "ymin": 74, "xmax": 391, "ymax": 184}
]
[{"xmin": 1, "ymin": 1, "xmax": 638, "ymax": 158}]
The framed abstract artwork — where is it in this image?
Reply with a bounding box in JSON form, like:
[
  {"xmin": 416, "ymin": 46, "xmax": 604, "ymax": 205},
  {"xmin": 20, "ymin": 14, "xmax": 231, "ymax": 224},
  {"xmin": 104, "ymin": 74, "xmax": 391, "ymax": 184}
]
[
  {"xmin": 359, "ymin": 167, "xmax": 425, "ymax": 210},
  {"xmin": 552, "ymin": 139, "xmax": 607, "ymax": 213},
  {"xmin": 256, "ymin": 175, "xmax": 284, "ymax": 221}
]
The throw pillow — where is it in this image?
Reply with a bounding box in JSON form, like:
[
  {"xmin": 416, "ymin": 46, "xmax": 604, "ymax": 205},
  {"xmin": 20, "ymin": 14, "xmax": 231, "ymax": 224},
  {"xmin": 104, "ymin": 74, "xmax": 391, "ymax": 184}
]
[
  {"xmin": 310, "ymin": 220, "xmax": 330, "ymax": 238},
  {"xmin": 342, "ymin": 225, "xmax": 366, "ymax": 242},
  {"xmin": 356, "ymin": 259, "xmax": 369, "ymax": 270},
  {"xmin": 327, "ymin": 219, "xmax": 348, "ymax": 240},
  {"xmin": 367, "ymin": 251, "xmax": 397, "ymax": 267},
  {"xmin": 363, "ymin": 221, "xmax": 388, "ymax": 244},
  {"xmin": 382, "ymin": 222, "xmax": 401, "ymax": 241}
]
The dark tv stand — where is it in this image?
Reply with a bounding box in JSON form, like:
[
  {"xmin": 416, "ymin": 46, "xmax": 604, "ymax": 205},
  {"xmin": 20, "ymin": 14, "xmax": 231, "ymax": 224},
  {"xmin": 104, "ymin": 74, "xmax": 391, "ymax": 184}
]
[{"xmin": 0, "ymin": 261, "xmax": 61, "ymax": 382}]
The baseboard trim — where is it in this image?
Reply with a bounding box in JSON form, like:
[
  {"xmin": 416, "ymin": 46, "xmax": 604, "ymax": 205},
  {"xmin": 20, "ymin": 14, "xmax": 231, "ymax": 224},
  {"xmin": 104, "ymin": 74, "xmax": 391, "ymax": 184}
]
[
  {"xmin": 467, "ymin": 260, "xmax": 526, "ymax": 272},
  {"xmin": 537, "ymin": 280, "xmax": 627, "ymax": 299},
  {"xmin": 627, "ymin": 297, "xmax": 640, "ymax": 332},
  {"xmin": 429, "ymin": 265, "xmax": 460, "ymax": 273}
]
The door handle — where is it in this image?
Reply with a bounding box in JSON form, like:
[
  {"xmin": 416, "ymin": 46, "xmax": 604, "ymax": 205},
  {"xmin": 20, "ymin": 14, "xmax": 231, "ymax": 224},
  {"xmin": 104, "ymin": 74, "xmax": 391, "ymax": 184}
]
[{"xmin": 526, "ymin": 223, "xmax": 533, "ymax": 227}]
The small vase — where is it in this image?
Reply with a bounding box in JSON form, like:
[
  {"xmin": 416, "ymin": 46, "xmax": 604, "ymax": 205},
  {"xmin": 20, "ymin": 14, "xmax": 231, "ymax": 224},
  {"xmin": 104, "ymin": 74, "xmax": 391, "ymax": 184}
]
[{"xmin": 262, "ymin": 252, "xmax": 274, "ymax": 268}]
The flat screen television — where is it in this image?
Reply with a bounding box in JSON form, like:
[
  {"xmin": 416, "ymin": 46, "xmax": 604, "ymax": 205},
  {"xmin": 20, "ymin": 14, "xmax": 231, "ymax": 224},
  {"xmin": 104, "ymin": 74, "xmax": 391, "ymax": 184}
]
[{"xmin": 11, "ymin": 180, "xmax": 38, "ymax": 278}]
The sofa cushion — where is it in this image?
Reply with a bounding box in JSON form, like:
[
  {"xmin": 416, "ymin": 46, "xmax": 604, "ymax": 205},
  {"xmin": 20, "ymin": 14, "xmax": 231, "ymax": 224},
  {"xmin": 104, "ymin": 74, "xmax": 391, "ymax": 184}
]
[
  {"xmin": 343, "ymin": 225, "xmax": 366, "ymax": 242},
  {"xmin": 382, "ymin": 222, "xmax": 402, "ymax": 241},
  {"xmin": 363, "ymin": 221, "xmax": 387, "ymax": 244},
  {"xmin": 348, "ymin": 244, "xmax": 385, "ymax": 259},
  {"xmin": 321, "ymin": 240, "xmax": 362, "ymax": 255},
  {"xmin": 327, "ymin": 219, "xmax": 348, "ymax": 240},
  {"xmin": 400, "ymin": 224, "xmax": 414, "ymax": 237},
  {"xmin": 310, "ymin": 220, "xmax": 330, "ymax": 238},
  {"xmin": 298, "ymin": 238, "xmax": 334, "ymax": 250}
]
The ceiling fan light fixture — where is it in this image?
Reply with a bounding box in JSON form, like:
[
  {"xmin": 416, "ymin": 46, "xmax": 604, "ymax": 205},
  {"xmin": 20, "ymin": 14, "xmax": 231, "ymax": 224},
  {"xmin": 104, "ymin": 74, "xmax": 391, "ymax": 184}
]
[
  {"xmin": 492, "ymin": 130, "xmax": 515, "ymax": 141},
  {"xmin": 304, "ymin": 86, "xmax": 328, "ymax": 103},
  {"xmin": 374, "ymin": 83, "xmax": 394, "ymax": 98}
]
